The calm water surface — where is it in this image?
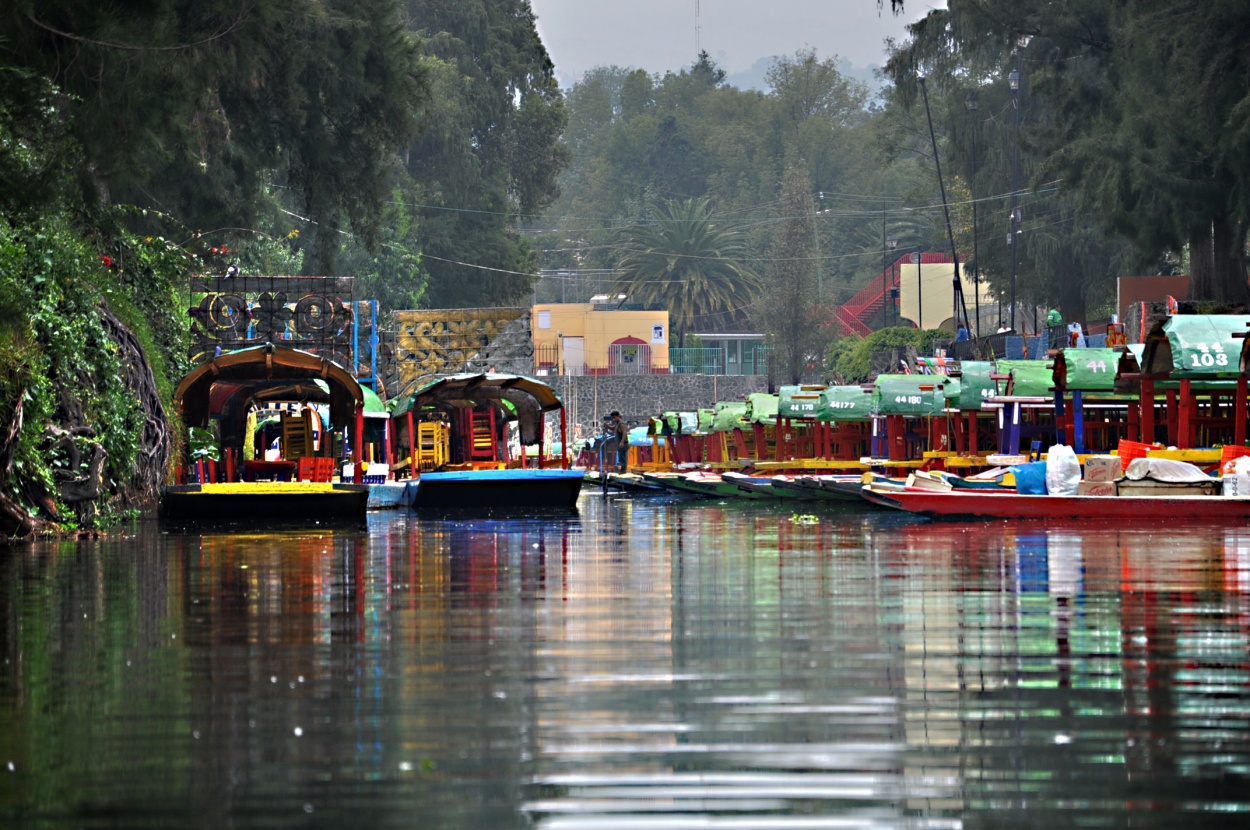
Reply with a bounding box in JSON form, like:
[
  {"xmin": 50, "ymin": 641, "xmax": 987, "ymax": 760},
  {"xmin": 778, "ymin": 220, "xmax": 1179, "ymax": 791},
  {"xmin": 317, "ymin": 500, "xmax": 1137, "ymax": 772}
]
[{"xmin": 2, "ymin": 494, "xmax": 1249, "ymax": 828}]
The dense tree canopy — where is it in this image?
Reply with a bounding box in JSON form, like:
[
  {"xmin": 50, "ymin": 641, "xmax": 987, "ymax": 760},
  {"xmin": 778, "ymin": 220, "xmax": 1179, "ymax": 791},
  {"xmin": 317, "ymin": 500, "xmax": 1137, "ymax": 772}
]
[
  {"xmin": 0, "ymin": 0, "xmax": 431, "ymax": 276},
  {"xmin": 402, "ymin": 0, "xmax": 569, "ymax": 307},
  {"xmin": 885, "ymin": 0, "xmax": 1250, "ymax": 306},
  {"xmin": 758, "ymin": 163, "xmax": 825, "ymax": 386},
  {"xmin": 534, "ymin": 50, "xmax": 943, "ymax": 327},
  {"xmin": 610, "ymin": 197, "xmax": 762, "ymax": 343}
]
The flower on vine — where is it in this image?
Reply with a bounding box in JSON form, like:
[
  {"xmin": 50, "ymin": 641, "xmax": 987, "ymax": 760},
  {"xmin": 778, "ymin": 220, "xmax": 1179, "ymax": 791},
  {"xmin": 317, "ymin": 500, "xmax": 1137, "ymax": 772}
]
[
  {"xmin": 100, "ymin": 255, "xmax": 113, "ymax": 268},
  {"xmin": 287, "ymin": 229, "xmax": 300, "ymax": 239}
]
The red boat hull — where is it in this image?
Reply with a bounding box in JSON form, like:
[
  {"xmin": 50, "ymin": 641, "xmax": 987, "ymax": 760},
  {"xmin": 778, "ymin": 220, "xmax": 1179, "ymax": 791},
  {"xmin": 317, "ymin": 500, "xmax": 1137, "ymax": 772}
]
[{"xmin": 861, "ymin": 487, "xmax": 1250, "ymax": 521}]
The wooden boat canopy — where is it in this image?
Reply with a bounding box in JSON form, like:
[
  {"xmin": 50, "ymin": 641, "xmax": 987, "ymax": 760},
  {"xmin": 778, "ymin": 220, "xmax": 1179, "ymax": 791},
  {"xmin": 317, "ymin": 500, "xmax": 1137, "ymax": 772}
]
[
  {"xmin": 389, "ymin": 373, "xmax": 561, "ymax": 445},
  {"xmin": 873, "ymin": 374, "xmax": 955, "ymax": 416},
  {"xmin": 175, "ymin": 344, "xmax": 364, "ymax": 428},
  {"xmin": 744, "ymin": 392, "xmax": 779, "ymax": 425},
  {"xmin": 1141, "ymin": 314, "xmax": 1245, "ymax": 378},
  {"xmin": 777, "ymin": 385, "xmax": 827, "ymax": 420},
  {"xmin": 995, "ymin": 360, "xmax": 1052, "ymax": 397},
  {"xmin": 951, "ymin": 361, "xmax": 994, "ymax": 411},
  {"xmin": 819, "ymin": 385, "xmax": 875, "ymax": 421},
  {"xmin": 1052, "ymin": 348, "xmax": 1122, "ymax": 393}
]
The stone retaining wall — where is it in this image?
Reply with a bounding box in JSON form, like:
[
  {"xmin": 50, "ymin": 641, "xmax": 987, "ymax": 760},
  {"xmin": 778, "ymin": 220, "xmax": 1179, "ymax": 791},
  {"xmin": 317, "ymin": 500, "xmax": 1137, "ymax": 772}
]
[{"xmin": 543, "ymin": 374, "xmax": 770, "ymax": 435}]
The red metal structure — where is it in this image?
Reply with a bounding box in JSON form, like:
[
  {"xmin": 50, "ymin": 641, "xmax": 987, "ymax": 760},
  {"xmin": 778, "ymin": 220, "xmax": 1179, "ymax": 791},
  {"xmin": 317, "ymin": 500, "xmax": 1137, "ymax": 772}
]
[{"xmin": 835, "ymin": 253, "xmax": 957, "ymax": 337}]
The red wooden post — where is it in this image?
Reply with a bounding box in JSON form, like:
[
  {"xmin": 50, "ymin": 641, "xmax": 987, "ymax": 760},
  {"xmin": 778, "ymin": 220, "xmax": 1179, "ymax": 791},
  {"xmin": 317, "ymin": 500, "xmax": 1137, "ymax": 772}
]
[
  {"xmin": 560, "ymin": 405, "xmax": 568, "ymax": 469},
  {"xmin": 889, "ymin": 415, "xmax": 905, "ymax": 462},
  {"xmin": 1140, "ymin": 379, "xmax": 1155, "ymax": 443},
  {"xmin": 1127, "ymin": 396, "xmax": 1139, "ymax": 446},
  {"xmin": 407, "ymin": 411, "xmax": 416, "ymax": 477},
  {"xmin": 537, "ymin": 413, "xmax": 545, "ymax": 469},
  {"xmin": 1178, "ymin": 379, "xmax": 1192, "ymax": 449},
  {"xmin": 386, "ymin": 417, "xmax": 396, "ymax": 467},
  {"xmin": 1237, "ymin": 377, "xmax": 1248, "ymax": 447},
  {"xmin": 1166, "ymin": 389, "xmax": 1179, "ymax": 446},
  {"xmin": 354, "ymin": 406, "xmax": 364, "ymax": 483}
]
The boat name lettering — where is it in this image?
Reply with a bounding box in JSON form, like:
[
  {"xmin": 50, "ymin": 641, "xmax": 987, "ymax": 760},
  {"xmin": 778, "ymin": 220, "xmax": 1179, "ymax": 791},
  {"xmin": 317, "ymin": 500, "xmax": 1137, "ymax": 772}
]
[
  {"xmin": 895, "ymin": 395, "xmax": 924, "ymax": 405},
  {"xmin": 1084, "ymin": 359, "xmax": 1108, "ymax": 373}
]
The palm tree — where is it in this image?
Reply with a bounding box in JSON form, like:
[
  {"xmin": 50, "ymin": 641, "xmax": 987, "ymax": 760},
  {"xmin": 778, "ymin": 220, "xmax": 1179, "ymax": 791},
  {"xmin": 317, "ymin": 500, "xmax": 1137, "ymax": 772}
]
[{"xmin": 611, "ymin": 197, "xmax": 762, "ymax": 344}]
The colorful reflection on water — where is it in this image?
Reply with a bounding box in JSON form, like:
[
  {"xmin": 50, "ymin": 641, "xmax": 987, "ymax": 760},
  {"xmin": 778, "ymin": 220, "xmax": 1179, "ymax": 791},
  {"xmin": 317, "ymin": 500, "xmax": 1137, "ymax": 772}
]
[{"xmin": 1, "ymin": 496, "xmax": 1248, "ymax": 828}]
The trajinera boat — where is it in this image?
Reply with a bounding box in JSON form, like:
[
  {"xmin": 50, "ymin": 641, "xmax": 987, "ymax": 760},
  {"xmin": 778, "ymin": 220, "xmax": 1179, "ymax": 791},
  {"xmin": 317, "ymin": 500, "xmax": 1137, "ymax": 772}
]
[
  {"xmin": 162, "ymin": 343, "xmax": 370, "ymax": 525},
  {"xmin": 388, "ymin": 373, "xmax": 584, "ymax": 514}
]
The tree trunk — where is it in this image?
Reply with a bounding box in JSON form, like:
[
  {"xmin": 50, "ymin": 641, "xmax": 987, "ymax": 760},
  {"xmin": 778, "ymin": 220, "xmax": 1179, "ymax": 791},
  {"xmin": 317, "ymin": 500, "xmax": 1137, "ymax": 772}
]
[
  {"xmin": 1188, "ymin": 219, "xmax": 1250, "ymax": 305},
  {"xmin": 0, "ymin": 395, "xmax": 41, "ymax": 540},
  {"xmin": 98, "ymin": 302, "xmax": 171, "ymax": 512}
]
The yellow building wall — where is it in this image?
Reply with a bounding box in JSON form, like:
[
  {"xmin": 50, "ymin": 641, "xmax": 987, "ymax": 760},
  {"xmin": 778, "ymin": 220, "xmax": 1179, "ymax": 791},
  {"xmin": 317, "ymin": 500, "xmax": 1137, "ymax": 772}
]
[
  {"xmin": 896, "ymin": 264, "xmax": 997, "ymax": 331},
  {"xmin": 532, "ymin": 304, "xmax": 670, "ymax": 370}
]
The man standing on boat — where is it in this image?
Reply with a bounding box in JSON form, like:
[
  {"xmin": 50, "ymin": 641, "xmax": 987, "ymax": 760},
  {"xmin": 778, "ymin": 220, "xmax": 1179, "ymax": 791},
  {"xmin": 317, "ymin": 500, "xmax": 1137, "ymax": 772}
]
[{"xmin": 610, "ymin": 411, "xmax": 629, "ymax": 473}]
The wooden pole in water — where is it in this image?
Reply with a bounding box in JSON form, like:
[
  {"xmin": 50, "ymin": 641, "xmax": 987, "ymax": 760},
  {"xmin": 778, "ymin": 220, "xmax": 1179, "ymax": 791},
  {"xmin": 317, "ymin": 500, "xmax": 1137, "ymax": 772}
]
[
  {"xmin": 354, "ymin": 406, "xmax": 364, "ymax": 483},
  {"xmin": 560, "ymin": 405, "xmax": 568, "ymax": 469},
  {"xmin": 407, "ymin": 411, "xmax": 416, "ymax": 477}
]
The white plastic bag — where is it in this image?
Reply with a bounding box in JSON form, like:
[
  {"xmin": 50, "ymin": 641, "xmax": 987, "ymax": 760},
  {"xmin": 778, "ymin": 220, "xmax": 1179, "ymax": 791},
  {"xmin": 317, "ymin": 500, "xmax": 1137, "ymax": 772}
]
[{"xmin": 1045, "ymin": 444, "xmax": 1081, "ymax": 496}]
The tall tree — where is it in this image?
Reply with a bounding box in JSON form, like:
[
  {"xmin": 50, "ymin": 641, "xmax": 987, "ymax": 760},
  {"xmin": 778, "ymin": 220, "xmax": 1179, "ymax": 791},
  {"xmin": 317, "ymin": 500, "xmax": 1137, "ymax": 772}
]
[
  {"xmin": 0, "ymin": 0, "xmax": 431, "ymax": 275},
  {"xmin": 885, "ymin": 0, "xmax": 1250, "ymax": 305},
  {"xmin": 759, "ymin": 163, "xmax": 825, "ymax": 386},
  {"xmin": 610, "ymin": 197, "xmax": 762, "ymax": 344},
  {"xmin": 402, "ymin": 0, "xmax": 569, "ymax": 307}
]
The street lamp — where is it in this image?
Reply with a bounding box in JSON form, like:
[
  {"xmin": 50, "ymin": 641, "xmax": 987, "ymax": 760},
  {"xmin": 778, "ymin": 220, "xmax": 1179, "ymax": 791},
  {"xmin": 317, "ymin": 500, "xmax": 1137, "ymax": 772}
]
[{"xmin": 965, "ymin": 91, "xmax": 981, "ymax": 338}]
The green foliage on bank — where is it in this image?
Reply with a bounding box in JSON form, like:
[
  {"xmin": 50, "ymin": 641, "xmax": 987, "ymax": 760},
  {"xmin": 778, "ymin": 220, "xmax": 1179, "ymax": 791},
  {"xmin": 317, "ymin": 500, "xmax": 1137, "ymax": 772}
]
[
  {"xmin": 826, "ymin": 327, "xmax": 948, "ymax": 384},
  {"xmin": 0, "ymin": 213, "xmax": 191, "ymax": 526}
]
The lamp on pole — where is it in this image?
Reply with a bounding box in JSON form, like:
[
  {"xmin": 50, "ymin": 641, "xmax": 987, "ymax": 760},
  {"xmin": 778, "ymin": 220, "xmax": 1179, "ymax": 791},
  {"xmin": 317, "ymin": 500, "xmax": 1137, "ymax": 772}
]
[
  {"xmin": 886, "ymin": 234, "xmax": 898, "ymax": 327},
  {"xmin": 965, "ymin": 90, "xmax": 981, "ymax": 338}
]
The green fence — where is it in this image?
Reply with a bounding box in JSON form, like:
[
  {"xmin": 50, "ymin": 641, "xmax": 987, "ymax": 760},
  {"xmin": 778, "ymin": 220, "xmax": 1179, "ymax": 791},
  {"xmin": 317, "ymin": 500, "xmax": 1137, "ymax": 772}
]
[{"xmin": 670, "ymin": 346, "xmax": 770, "ymax": 376}]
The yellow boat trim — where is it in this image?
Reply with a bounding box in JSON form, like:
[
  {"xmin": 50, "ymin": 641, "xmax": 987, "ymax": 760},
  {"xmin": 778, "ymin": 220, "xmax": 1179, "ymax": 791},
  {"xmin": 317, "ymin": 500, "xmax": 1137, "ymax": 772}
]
[
  {"xmin": 192, "ymin": 482, "xmax": 345, "ymax": 495},
  {"xmin": 752, "ymin": 459, "xmax": 867, "ymax": 471}
]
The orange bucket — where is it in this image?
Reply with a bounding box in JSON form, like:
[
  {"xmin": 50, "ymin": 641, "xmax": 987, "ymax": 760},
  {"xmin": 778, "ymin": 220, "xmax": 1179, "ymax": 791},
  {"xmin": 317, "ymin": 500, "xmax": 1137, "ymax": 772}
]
[{"xmin": 1117, "ymin": 439, "xmax": 1158, "ymax": 471}]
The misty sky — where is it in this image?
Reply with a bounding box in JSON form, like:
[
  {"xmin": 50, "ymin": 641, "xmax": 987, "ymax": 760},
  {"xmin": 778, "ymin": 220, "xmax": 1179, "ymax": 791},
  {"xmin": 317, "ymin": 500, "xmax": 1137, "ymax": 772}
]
[{"xmin": 529, "ymin": 0, "xmax": 941, "ymax": 87}]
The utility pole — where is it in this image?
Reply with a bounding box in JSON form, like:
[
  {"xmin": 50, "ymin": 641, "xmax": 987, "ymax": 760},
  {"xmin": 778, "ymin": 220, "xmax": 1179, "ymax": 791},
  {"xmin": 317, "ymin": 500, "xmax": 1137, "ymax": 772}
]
[
  {"xmin": 965, "ymin": 91, "xmax": 981, "ymax": 338},
  {"xmin": 1008, "ymin": 37, "xmax": 1029, "ymax": 330},
  {"xmin": 918, "ymin": 72, "xmax": 970, "ymax": 336}
]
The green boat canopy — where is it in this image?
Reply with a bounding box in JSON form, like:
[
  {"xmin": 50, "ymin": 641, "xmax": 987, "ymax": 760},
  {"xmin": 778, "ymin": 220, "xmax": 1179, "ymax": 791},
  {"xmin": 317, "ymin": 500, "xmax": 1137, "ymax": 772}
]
[
  {"xmin": 654, "ymin": 411, "xmax": 698, "ymax": 434},
  {"xmin": 993, "ymin": 360, "xmax": 1052, "ymax": 398},
  {"xmin": 777, "ymin": 385, "xmax": 827, "ymax": 419},
  {"xmin": 711, "ymin": 401, "xmax": 749, "ymax": 432},
  {"xmin": 953, "ymin": 361, "xmax": 995, "ymax": 411},
  {"xmin": 745, "ymin": 392, "xmax": 779, "ymax": 425},
  {"xmin": 362, "ymin": 386, "xmax": 388, "ymax": 417},
  {"xmin": 1141, "ymin": 314, "xmax": 1246, "ymax": 378},
  {"xmin": 873, "ymin": 374, "xmax": 950, "ymax": 416},
  {"xmin": 697, "ymin": 408, "xmax": 715, "ymax": 432},
  {"xmin": 819, "ymin": 385, "xmax": 875, "ymax": 422},
  {"xmin": 1053, "ymin": 348, "xmax": 1120, "ymax": 393}
]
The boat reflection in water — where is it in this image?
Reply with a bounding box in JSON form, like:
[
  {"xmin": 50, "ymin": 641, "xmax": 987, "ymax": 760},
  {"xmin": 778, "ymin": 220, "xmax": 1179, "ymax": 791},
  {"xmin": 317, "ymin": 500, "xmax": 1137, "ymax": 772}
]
[{"xmin": 0, "ymin": 503, "xmax": 1247, "ymax": 829}]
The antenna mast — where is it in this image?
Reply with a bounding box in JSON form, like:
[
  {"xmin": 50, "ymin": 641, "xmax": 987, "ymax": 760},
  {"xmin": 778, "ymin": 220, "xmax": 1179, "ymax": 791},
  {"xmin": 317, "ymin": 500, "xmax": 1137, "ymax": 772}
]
[{"xmin": 695, "ymin": 1, "xmax": 701, "ymax": 55}]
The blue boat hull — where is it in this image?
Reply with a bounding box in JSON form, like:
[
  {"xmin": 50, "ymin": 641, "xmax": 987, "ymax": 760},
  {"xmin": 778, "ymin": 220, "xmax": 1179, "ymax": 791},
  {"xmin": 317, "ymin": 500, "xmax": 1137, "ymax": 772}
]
[{"xmin": 410, "ymin": 469, "xmax": 584, "ymax": 514}]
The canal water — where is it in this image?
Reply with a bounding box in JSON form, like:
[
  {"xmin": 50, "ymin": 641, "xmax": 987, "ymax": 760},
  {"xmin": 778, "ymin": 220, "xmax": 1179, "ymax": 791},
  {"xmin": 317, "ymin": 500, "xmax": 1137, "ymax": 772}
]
[{"xmin": 2, "ymin": 494, "xmax": 1249, "ymax": 829}]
